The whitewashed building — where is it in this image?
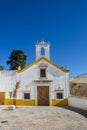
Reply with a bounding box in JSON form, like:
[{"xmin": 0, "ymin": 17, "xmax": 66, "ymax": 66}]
[{"xmin": 0, "ymin": 40, "xmax": 69, "ymax": 106}]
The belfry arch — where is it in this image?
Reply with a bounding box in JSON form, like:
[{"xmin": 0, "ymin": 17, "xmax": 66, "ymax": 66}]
[{"xmin": 41, "ymin": 47, "xmax": 45, "ymax": 56}]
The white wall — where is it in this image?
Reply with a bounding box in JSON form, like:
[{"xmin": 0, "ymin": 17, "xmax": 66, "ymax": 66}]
[
  {"xmin": 18, "ymin": 60, "xmax": 69, "ymax": 100},
  {"xmin": 0, "ymin": 71, "xmax": 17, "ymax": 98},
  {"xmin": 68, "ymin": 96, "xmax": 87, "ymax": 110}
]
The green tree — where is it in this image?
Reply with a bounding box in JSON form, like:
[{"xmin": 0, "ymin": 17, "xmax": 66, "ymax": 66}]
[
  {"xmin": 7, "ymin": 50, "xmax": 27, "ymax": 70},
  {"xmin": 0, "ymin": 65, "xmax": 4, "ymax": 70}
]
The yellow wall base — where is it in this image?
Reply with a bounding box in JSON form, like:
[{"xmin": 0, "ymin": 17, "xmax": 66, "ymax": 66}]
[
  {"xmin": 52, "ymin": 99, "xmax": 68, "ymax": 106},
  {"xmin": 4, "ymin": 99, "xmax": 68, "ymax": 106},
  {"xmin": 4, "ymin": 99, "xmax": 35, "ymax": 106}
]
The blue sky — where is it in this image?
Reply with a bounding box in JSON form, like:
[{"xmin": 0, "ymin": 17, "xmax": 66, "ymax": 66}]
[{"xmin": 0, "ymin": 0, "xmax": 87, "ymax": 76}]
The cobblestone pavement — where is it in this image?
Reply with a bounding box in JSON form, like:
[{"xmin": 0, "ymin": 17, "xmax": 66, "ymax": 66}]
[{"xmin": 0, "ymin": 106, "xmax": 87, "ymax": 130}]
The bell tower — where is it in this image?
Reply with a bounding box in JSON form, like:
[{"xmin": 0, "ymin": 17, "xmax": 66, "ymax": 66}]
[{"xmin": 36, "ymin": 40, "xmax": 50, "ymax": 60}]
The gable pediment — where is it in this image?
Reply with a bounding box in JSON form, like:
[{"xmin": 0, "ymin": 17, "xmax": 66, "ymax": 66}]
[{"xmin": 16, "ymin": 57, "xmax": 69, "ymax": 73}]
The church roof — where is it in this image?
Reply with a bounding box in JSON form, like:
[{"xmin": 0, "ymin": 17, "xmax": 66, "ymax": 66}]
[{"xmin": 16, "ymin": 57, "xmax": 69, "ymax": 73}]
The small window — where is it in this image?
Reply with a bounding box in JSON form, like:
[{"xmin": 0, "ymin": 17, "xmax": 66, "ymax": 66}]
[
  {"xmin": 40, "ymin": 69, "xmax": 46, "ymax": 77},
  {"xmin": 56, "ymin": 93, "xmax": 63, "ymax": 99},
  {"xmin": 24, "ymin": 93, "xmax": 30, "ymax": 100}
]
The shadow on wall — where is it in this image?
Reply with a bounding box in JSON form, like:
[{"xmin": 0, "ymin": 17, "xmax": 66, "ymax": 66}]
[{"xmin": 52, "ymin": 99, "xmax": 68, "ymax": 106}]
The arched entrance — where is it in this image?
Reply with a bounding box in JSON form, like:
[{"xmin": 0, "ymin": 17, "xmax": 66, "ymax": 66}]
[{"xmin": 37, "ymin": 86, "xmax": 49, "ymax": 106}]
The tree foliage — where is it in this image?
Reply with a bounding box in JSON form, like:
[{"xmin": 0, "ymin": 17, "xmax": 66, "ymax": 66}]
[
  {"xmin": 0, "ymin": 65, "xmax": 4, "ymax": 70},
  {"xmin": 7, "ymin": 50, "xmax": 27, "ymax": 70}
]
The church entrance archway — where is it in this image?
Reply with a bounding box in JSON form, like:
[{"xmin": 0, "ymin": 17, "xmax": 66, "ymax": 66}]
[{"xmin": 37, "ymin": 86, "xmax": 49, "ymax": 106}]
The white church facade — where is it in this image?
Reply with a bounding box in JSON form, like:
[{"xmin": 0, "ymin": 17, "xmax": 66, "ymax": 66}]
[{"xmin": 0, "ymin": 40, "xmax": 69, "ymax": 106}]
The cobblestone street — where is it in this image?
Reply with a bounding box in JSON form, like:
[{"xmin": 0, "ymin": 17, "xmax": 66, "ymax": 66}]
[{"xmin": 0, "ymin": 106, "xmax": 87, "ymax": 130}]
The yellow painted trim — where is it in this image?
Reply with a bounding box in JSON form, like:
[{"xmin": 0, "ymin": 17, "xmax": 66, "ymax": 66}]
[
  {"xmin": 16, "ymin": 57, "xmax": 69, "ymax": 73},
  {"xmin": 0, "ymin": 92, "xmax": 6, "ymax": 105},
  {"xmin": 4, "ymin": 98, "xmax": 68, "ymax": 106},
  {"xmin": 4, "ymin": 99, "xmax": 35, "ymax": 106},
  {"xmin": 52, "ymin": 99, "xmax": 68, "ymax": 106},
  {"xmin": 4, "ymin": 99, "xmax": 13, "ymax": 105}
]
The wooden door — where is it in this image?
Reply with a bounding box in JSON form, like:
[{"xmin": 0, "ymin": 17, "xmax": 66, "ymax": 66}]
[{"xmin": 37, "ymin": 86, "xmax": 49, "ymax": 106}]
